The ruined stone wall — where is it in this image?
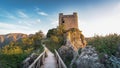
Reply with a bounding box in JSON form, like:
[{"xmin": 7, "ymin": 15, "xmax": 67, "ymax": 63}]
[{"xmin": 59, "ymin": 12, "xmax": 78, "ymax": 30}]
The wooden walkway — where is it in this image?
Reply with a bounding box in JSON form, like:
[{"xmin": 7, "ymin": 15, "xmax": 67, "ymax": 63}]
[
  {"xmin": 26, "ymin": 45, "xmax": 67, "ymax": 68},
  {"xmin": 42, "ymin": 50, "xmax": 57, "ymax": 68}
]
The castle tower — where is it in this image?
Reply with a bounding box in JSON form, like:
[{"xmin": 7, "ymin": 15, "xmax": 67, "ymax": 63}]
[{"xmin": 59, "ymin": 12, "xmax": 78, "ymax": 30}]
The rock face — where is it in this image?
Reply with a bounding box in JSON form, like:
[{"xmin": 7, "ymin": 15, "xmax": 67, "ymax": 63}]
[
  {"xmin": 0, "ymin": 33, "xmax": 27, "ymax": 47},
  {"xmin": 76, "ymin": 46, "xmax": 104, "ymax": 68},
  {"xmin": 65, "ymin": 28, "xmax": 86, "ymax": 51},
  {"xmin": 58, "ymin": 28, "xmax": 86, "ymax": 67},
  {"xmin": 116, "ymin": 44, "xmax": 120, "ymax": 57},
  {"xmin": 22, "ymin": 53, "xmax": 38, "ymax": 68},
  {"xmin": 58, "ymin": 45, "xmax": 74, "ymax": 62}
]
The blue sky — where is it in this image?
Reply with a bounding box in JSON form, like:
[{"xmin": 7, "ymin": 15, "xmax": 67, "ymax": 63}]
[{"xmin": 0, "ymin": 0, "xmax": 120, "ymax": 37}]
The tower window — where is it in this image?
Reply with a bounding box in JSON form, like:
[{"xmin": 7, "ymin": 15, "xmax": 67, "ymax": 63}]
[
  {"xmin": 62, "ymin": 18, "xmax": 65, "ymax": 23},
  {"xmin": 62, "ymin": 20, "xmax": 64, "ymax": 23}
]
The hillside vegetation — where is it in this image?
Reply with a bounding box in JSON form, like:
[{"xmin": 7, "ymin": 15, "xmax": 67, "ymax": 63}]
[
  {"xmin": 0, "ymin": 31, "xmax": 44, "ymax": 68},
  {"xmin": 86, "ymin": 34, "xmax": 120, "ymax": 68},
  {"xmin": 86, "ymin": 34, "xmax": 120, "ymax": 55},
  {"xmin": 45, "ymin": 25, "xmax": 65, "ymax": 52}
]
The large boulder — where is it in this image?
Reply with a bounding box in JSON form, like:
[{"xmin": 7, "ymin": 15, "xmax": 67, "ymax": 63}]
[
  {"xmin": 58, "ymin": 45, "xmax": 74, "ymax": 62},
  {"xmin": 22, "ymin": 53, "xmax": 38, "ymax": 68},
  {"xmin": 76, "ymin": 46, "xmax": 104, "ymax": 68}
]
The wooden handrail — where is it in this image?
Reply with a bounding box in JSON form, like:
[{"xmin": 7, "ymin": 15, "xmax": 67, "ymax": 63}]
[
  {"xmin": 23, "ymin": 47, "xmax": 67, "ymax": 68},
  {"xmin": 54, "ymin": 49, "xmax": 67, "ymax": 68},
  {"xmin": 28, "ymin": 50, "xmax": 46, "ymax": 68}
]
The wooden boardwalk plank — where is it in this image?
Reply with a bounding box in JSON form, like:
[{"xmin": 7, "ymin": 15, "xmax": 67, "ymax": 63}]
[{"xmin": 43, "ymin": 50, "xmax": 57, "ymax": 68}]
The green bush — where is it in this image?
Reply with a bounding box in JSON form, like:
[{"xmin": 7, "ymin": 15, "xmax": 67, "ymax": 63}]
[
  {"xmin": 45, "ymin": 25, "xmax": 65, "ymax": 52},
  {"xmin": 0, "ymin": 49, "xmax": 31, "ymax": 68},
  {"xmin": 86, "ymin": 33, "xmax": 120, "ymax": 55}
]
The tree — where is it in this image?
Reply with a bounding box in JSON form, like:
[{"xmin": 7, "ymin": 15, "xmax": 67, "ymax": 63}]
[{"xmin": 32, "ymin": 31, "xmax": 45, "ymax": 49}]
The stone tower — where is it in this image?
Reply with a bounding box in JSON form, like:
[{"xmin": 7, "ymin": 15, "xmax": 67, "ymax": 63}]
[{"xmin": 59, "ymin": 12, "xmax": 78, "ymax": 30}]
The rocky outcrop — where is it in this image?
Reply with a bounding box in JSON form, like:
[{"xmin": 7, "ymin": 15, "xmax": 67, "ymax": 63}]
[
  {"xmin": 116, "ymin": 44, "xmax": 120, "ymax": 57},
  {"xmin": 76, "ymin": 46, "xmax": 104, "ymax": 68},
  {"xmin": 58, "ymin": 45, "xmax": 74, "ymax": 62},
  {"xmin": 0, "ymin": 33, "xmax": 28, "ymax": 47},
  {"xmin": 58, "ymin": 28, "xmax": 86, "ymax": 67},
  {"xmin": 22, "ymin": 53, "xmax": 38, "ymax": 68},
  {"xmin": 65, "ymin": 28, "xmax": 86, "ymax": 51}
]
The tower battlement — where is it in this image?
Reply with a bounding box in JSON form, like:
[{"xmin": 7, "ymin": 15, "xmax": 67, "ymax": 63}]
[{"xmin": 59, "ymin": 12, "xmax": 78, "ymax": 30}]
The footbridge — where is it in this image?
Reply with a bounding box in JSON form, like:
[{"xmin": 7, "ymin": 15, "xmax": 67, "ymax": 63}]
[{"xmin": 23, "ymin": 46, "xmax": 67, "ymax": 68}]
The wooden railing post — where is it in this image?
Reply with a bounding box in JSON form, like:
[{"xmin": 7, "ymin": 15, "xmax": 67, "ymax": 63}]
[
  {"xmin": 26, "ymin": 47, "xmax": 67, "ymax": 68},
  {"xmin": 54, "ymin": 49, "xmax": 67, "ymax": 68},
  {"xmin": 28, "ymin": 50, "xmax": 46, "ymax": 68}
]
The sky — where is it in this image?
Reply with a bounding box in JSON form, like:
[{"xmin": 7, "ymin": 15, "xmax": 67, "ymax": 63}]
[{"xmin": 0, "ymin": 0, "xmax": 120, "ymax": 37}]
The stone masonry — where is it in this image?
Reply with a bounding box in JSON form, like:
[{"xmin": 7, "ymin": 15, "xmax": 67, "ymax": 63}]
[{"xmin": 59, "ymin": 12, "xmax": 78, "ymax": 30}]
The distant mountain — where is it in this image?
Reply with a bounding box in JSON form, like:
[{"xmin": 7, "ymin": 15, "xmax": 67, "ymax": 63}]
[{"xmin": 0, "ymin": 33, "xmax": 28, "ymax": 47}]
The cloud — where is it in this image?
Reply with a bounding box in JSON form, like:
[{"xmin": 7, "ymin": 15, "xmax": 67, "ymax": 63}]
[
  {"xmin": 18, "ymin": 20, "xmax": 33, "ymax": 26},
  {"xmin": 0, "ymin": 9, "xmax": 44, "ymax": 35},
  {"xmin": 6, "ymin": 13, "xmax": 17, "ymax": 19},
  {"xmin": 0, "ymin": 19, "xmax": 45, "ymax": 34},
  {"xmin": 35, "ymin": 7, "xmax": 48, "ymax": 16},
  {"xmin": 37, "ymin": 12, "xmax": 48, "ymax": 16},
  {"xmin": 0, "ymin": 22, "xmax": 29, "ymax": 29},
  {"xmin": 18, "ymin": 10, "xmax": 28, "ymax": 18},
  {"xmin": 0, "ymin": 21, "xmax": 42, "ymax": 34},
  {"xmin": 0, "ymin": 22, "xmax": 33, "ymax": 34},
  {"xmin": 17, "ymin": 18, "xmax": 41, "ymax": 27},
  {"xmin": 0, "ymin": 14, "xmax": 16, "ymax": 19},
  {"xmin": 0, "ymin": 9, "xmax": 17, "ymax": 19}
]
